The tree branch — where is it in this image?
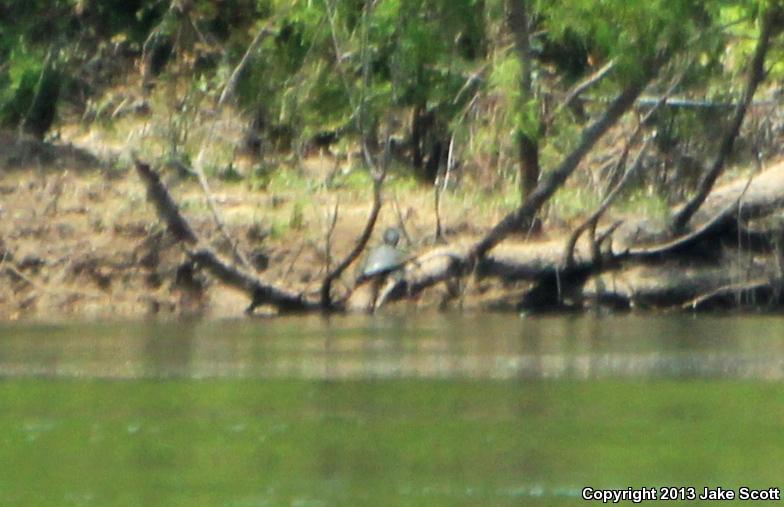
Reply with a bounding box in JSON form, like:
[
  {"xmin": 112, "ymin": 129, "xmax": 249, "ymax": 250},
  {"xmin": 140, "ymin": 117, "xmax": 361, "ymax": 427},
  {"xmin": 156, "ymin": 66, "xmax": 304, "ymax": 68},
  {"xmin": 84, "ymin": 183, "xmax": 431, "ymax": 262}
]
[
  {"xmin": 218, "ymin": 26, "xmax": 273, "ymax": 107},
  {"xmin": 319, "ymin": 172, "xmax": 384, "ymax": 309},
  {"xmin": 135, "ymin": 160, "xmax": 315, "ymax": 313},
  {"xmin": 470, "ymin": 56, "xmax": 663, "ymax": 261},
  {"xmin": 671, "ymin": 7, "xmax": 776, "ymax": 231},
  {"xmin": 563, "ymin": 69, "xmax": 685, "ymax": 266}
]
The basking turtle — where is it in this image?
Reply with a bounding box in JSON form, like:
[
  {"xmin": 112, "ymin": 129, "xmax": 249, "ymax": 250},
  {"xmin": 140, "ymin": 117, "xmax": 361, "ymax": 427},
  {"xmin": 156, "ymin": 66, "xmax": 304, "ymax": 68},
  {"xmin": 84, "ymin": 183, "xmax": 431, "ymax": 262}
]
[{"xmin": 357, "ymin": 227, "xmax": 405, "ymax": 284}]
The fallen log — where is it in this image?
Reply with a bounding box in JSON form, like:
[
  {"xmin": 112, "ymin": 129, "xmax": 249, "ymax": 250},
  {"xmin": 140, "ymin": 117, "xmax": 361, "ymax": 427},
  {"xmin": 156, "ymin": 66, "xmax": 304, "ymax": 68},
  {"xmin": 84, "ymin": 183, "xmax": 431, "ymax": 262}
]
[
  {"xmin": 380, "ymin": 160, "xmax": 784, "ymax": 311},
  {"xmin": 136, "ymin": 152, "xmax": 784, "ymax": 314},
  {"xmin": 135, "ymin": 160, "xmax": 318, "ymax": 313}
]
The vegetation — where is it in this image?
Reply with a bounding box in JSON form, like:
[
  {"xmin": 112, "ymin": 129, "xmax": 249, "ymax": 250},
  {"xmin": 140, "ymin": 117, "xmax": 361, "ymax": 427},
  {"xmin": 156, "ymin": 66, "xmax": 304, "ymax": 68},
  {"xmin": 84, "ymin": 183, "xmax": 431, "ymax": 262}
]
[
  {"xmin": 2, "ymin": 1, "xmax": 780, "ymax": 186},
  {"xmin": 1, "ymin": 0, "xmax": 783, "ymax": 316}
]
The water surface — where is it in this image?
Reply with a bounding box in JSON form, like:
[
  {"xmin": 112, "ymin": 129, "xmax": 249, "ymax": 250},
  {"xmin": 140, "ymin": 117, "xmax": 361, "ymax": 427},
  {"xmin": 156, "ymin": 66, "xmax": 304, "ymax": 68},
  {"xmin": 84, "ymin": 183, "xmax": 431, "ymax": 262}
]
[{"xmin": 0, "ymin": 314, "xmax": 782, "ymax": 506}]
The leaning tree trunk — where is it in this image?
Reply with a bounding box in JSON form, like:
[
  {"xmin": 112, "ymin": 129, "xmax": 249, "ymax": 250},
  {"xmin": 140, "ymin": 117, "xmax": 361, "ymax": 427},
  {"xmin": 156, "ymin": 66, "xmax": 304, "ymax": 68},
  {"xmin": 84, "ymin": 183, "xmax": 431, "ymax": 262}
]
[
  {"xmin": 671, "ymin": 5, "xmax": 778, "ymax": 231},
  {"xmin": 470, "ymin": 55, "xmax": 664, "ymax": 261}
]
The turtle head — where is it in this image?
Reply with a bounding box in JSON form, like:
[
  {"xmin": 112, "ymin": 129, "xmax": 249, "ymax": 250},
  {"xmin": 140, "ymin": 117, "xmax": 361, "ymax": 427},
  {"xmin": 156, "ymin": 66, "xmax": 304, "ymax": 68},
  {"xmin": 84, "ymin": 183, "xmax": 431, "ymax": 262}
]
[{"xmin": 383, "ymin": 227, "xmax": 400, "ymax": 247}]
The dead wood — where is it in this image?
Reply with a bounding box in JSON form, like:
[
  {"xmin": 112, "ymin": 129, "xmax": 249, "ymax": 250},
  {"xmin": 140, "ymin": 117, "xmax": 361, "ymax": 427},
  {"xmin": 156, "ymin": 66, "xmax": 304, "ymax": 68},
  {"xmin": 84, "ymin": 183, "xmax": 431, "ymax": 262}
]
[
  {"xmin": 189, "ymin": 249, "xmax": 316, "ymax": 312},
  {"xmin": 381, "ymin": 156, "xmax": 784, "ymax": 312},
  {"xmin": 376, "ymin": 61, "xmax": 664, "ymax": 306},
  {"xmin": 471, "ymin": 61, "xmax": 662, "ymax": 262},
  {"xmin": 681, "ymin": 279, "xmax": 777, "ymax": 311},
  {"xmin": 319, "ymin": 149, "xmax": 386, "ymax": 309},
  {"xmin": 375, "ymin": 247, "xmax": 466, "ymax": 309},
  {"xmin": 134, "ymin": 161, "xmax": 198, "ymax": 244},
  {"xmin": 564, "ymin": 137, "xmax": 652, "ymax": 268},
  {"xmin": 135, "ymin": 159, "xmax": 316, "ymax": 313},
  {"xmin": 671, "ymin": 7, "xmax": 776, "ymax": 231}
]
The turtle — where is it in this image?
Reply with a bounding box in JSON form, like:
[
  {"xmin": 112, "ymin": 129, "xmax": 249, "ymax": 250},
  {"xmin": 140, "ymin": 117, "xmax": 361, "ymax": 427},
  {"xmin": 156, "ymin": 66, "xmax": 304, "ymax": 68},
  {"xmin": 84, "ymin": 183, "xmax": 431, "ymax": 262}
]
[{"xmin": 356, "ymin": 227, "xmax": 405, "ymax": 284}]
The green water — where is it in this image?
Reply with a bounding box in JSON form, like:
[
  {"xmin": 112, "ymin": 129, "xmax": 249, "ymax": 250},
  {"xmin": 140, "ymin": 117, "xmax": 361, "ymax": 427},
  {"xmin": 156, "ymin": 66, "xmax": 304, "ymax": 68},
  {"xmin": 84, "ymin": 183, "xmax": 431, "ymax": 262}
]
[{"xmin": 0, "ymin": 315, "xmax": 783, "ymax": 506}]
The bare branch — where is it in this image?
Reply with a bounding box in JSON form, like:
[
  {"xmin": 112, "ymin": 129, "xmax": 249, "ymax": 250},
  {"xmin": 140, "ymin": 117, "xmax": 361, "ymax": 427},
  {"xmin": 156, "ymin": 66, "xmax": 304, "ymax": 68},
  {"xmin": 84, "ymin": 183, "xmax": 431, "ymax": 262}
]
[
  {"xmin": 197, "ymin": 168, "xmax": 251, "ymax": 269},
  {"xmin": 218, "ymin": 26, "xmax": 273, "ymax": 106},
  {"xmin": 135, "ymin": 160, "xmax": 315, "ymax": 313},
  {"xmin": 323, "ymin": 199, "xmax": 340, "ymax": 272},
  {"xmin": 563, "ymin": 70, "xmax": 685, "ymax": 266},
  {"xmin": 671, "ymin": 7, "xmax": 777, "ymax": 231},
  {"xmin": 134, "ymin": 160, "xmax": 198, "ymax": 244},
  {"xmin": 547, "ymin": 59, "xmax": 616, "ymax": 124},
  {"xmin": 392, "ymin": 193, "xmax": 413, "ymax": 247},
  {"xmin": 190, "ymin": 249, "xmax": 315, "ymax": 312},
  {"xmin": 319, "ymin": 168, "xmax": 385, "ymax": 308},
  {"xmin": 470, "ymin": 56, "xmax": 664, "ymax": 262},
  {"xmin": 564, "ymin": 137, "xmax": 652, "ymax": 267}
]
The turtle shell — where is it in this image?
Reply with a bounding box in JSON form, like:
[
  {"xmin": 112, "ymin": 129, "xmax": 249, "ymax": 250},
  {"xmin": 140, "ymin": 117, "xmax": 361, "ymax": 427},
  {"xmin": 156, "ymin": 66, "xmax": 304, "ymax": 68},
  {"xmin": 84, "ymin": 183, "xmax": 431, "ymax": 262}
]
[{"xmin": 361, "ymin": 244, "xmax": 404, "ymax": 278}]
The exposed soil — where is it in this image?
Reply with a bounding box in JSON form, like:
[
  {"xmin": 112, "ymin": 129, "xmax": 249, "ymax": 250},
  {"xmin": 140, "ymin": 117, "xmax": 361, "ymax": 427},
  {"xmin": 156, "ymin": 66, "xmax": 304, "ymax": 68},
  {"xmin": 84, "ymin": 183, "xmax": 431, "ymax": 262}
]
[{"xmin": 0, "ymin": 134, "xmax": 517, "ymax": 320}]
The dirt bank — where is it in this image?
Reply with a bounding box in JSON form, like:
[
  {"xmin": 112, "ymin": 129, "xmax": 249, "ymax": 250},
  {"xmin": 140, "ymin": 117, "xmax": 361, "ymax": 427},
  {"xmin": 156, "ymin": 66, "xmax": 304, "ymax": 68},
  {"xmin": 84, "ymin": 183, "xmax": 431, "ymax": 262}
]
[{"xmin": 0, "ymin": 136, "xmax": 512, "ymax": 320}]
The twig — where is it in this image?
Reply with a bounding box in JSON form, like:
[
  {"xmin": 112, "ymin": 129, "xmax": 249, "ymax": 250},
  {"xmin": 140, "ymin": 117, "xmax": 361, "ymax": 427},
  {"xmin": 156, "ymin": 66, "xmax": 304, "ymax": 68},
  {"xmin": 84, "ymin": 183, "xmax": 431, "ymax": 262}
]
[
  {"xmin": 392, "ymin": 193, "xmax": 413, "ymax": 247},
  {"xmin": 682, "ymin": 279, "xmax": 770, "ymax": 311},
  {"xmin": 194, "ymin": 164, "xmax": 251, "ymax": 269},
  {"xmin": 218, "ymin": 26, "xmax": 272, "ymax": 106},
  {"xmin": 562, "ymin": 68, "xmax": 686, "ymax": 267},
  {"xmin": 547, "ymin": 59, "xmax": 615, "ymax": 124},
  {"xmin": 283, "ymin": 242, "xmax": 306, "ymax": 280},
  {"xmin": 323, "ymin": 199, "xmax": 340, "ymax": 272}
]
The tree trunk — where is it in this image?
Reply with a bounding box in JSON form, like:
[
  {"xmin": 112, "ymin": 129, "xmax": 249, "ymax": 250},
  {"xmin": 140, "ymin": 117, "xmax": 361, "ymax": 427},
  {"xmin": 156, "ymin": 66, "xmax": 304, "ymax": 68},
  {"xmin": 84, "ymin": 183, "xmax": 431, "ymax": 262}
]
[
  {"xmin": 517, "ymin": 133, "xmax": 540, "ymax": 200},
  {"xmin": 671, "ymin": 6, "xmax": 777, "ymax": 231},
  {"xmin": 506, "ymin": 0, "xmax": 540, "ymax": 202},
  {"xmin": 411, "ymin": 104, "xmax": 426, "ymax": 174},
  {"xmin": 471, "ymin": 61, "xmax": 661, "ymax": 261}
]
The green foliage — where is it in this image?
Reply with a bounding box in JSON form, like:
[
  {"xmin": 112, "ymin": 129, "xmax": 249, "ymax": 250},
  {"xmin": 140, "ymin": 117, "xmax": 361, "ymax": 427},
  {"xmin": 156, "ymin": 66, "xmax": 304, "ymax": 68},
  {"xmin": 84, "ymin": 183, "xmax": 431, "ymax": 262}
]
[
  {"xmin": 535, "ymin": 0, "xmax": 711, "ymax": 80},
  {"xmin": 0, "ymin": 0, "xmax": 777, "ymax": 222},
  {"xmin": 0, "ymin": 50, "xmax": 45, "ymax": 127}
]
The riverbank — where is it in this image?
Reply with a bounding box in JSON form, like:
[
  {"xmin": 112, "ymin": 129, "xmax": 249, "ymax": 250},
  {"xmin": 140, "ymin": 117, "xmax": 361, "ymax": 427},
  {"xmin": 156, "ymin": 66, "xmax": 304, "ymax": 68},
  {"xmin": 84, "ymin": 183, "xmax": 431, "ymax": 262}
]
[
  {"xmin": 0, "ymin": 134, "xmax": 522, "ymax": 320},
  {"xmin": 2, "ymin": 131, "xmax": 783, "ymax": 320}
]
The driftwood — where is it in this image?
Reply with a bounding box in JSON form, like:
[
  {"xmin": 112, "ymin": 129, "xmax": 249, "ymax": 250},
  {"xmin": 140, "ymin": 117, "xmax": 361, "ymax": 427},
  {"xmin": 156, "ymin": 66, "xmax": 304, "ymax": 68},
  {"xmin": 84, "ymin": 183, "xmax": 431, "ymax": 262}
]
[
  {"xmin": 133, "ymin": 35, "xmax": 784, "ymax": 316},
  {"xmin": 378, "ymin": 159, "xmax": 784, "ymax": 312},
  {"xmin": 367, "ymin": 63, "xmax": 665, "ymax": 307},
  {"xmin": 135, "ymin": 161, "xmax": 198, "ymax": 244},
  {"xmin": 136, "ymin": 151, "xmax": 784, "ymax": 315},
  {"xmin": 135, "ymin": 160, "xmax": 318, "ymax": 313},
  {"xmin": 190, "ymin": 249, "xmax": 316, "ymax": 312}
]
